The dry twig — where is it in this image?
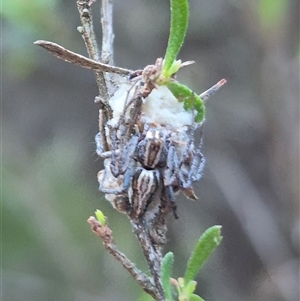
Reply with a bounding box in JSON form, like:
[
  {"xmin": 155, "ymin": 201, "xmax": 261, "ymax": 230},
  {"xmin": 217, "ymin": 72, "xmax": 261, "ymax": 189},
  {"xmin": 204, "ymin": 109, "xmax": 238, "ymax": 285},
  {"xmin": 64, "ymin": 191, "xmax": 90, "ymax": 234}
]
[
  {"xmin": 34, "ymin": 41, "xmax": 132, "ymax": 76},
  {"xmin": 87, "ymin": 217, "xmax": 161, "ymax": 299}
]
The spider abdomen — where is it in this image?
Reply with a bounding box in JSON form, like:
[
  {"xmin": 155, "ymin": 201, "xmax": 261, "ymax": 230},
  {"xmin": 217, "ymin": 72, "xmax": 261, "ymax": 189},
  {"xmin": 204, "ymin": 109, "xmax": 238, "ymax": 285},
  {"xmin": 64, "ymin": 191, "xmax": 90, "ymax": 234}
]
[{"xmin": 129, "ymin": 168, "xmax": 160, "ymax": 218}]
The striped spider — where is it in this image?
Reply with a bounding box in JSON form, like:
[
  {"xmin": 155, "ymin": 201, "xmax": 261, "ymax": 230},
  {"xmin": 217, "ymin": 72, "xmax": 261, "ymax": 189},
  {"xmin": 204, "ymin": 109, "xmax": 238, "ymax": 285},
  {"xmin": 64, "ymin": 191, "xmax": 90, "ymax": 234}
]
[
  {"xmin": 95, "ymin": 76, "xmax": 222, "ymax": 219},
  {"xmin": 96, "ymin": 118, "xmax": 205, "ymax": 220},
  {"xmin": 95, "ymin": 86, "xmax": 164, "ymax": 218},
  {"xmin": 96, "ymin": 122, "xmax": 164, "ymax": 219}
]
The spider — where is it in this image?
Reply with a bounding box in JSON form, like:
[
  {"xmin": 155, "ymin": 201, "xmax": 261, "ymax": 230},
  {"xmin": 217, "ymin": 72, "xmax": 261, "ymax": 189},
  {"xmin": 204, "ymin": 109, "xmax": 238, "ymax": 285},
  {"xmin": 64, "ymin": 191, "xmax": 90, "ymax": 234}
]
[
  {"xmin": 95, "ymin": 75, "xmax": 221, "ymax": 219},
  {"xmin": 95, "ymin": 82, "xmax": 163, "ymax": 219},
  {"xmin": 96, "ymin": 122, "xmax": 165, "ymax": 219},
  {"xmin": 97, "ymin": 118, "xmax": 205, "ymax": 220}
]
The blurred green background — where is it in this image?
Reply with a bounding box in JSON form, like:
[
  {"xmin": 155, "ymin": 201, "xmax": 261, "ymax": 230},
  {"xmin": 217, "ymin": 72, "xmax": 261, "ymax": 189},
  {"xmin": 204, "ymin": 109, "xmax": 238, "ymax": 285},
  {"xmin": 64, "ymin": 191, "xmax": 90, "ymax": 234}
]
[{"xmin": 2, "ymin": 0, "xmax": 299, "ymax": 300}]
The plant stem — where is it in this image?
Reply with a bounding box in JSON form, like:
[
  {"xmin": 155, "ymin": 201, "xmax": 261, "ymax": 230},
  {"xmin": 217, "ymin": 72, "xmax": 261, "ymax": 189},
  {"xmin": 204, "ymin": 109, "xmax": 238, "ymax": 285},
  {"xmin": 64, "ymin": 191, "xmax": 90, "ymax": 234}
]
[
  {"xmin": 77, "ymin": 0, "xmax": 108, "ymax": 100},
  {"xmin": 87, "ymin": 217, "xmax": 161, "ymax": 299},
  {"xmin": 34, "ymin": 40, "xmax": 132, "ymax": 75},
  {"xmin": 131, "ymin": 220, "xmax": 165, "ymax": 301},
  {"xmin": 101, "ymin": 0, "xmax": 114, "ymax": 65}
]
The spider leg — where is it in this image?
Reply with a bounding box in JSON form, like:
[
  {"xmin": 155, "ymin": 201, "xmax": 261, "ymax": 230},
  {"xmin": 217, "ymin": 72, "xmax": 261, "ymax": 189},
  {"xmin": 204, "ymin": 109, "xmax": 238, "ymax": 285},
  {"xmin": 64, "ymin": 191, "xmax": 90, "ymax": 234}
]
[
  {"xmin": 97, "ymin": 159, "xmax": 132, "ymax": 215},
  {"xmin": 162, "ymin": 145, "xmax": 180, "ymax": 218},
  {"xmin": 95, "ymin": 108, "xmax": 110, "ymax": 156},
  {"xmin": 162, "ymin": 186, "xmax": 178, "ymax": 219},
  {"xmin": 190, "ymin": 150, "xmax": 206, "ymax": 182},
  {"xmin": 181, "ymin": 125, "xmax": 206, "ymax": 188},
  {"xmin": 165, "ymin": 132, "xmax": 194, "ymax": 189},
  {"xmin": 109, "ymin": 125, "xmax": 122, "ymax": 177},
  {"xmin": 109, "ymin": 83, "xmax": 142, "ymax": 178},
  {"xmin": 120, "ymin": 134, "xmax": 139, "ymax": 174},
  {"xmin": 95, "ymin": 132, "xmax": 105, "ymax": 157},
  {"xmin": 98, "ymin": 158, "xmax": 134, "ymax": 194},
  {"xmin": 163, "ymin": 144, "xmax": 177, "ymax": 187}
]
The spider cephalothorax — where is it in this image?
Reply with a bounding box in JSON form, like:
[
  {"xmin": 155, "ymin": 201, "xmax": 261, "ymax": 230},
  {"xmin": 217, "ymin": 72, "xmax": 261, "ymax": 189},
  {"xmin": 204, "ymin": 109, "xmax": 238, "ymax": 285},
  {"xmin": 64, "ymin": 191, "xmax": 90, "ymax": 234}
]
[{"xmin": 136, "ymin": 125, "xmax": 169, "ymax": 169}]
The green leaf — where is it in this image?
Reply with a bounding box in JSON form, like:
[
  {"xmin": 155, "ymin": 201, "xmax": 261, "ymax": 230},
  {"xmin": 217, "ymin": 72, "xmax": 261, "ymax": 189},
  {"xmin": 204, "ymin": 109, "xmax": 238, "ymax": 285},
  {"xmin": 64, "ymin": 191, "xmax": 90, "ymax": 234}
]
[
  {"xmin": 189, "ymin": 294, "xmax": 205, "ymax": 301},
  {"xmin": 184, "ymin": 225, "xmax": 222, "ymax": 284},
  {"xmin": 166, "ymin": 81, "xmax": 205, "ymax": 123},
  {"xmin": 161, "ymin": 252, "xmax": 174, "ymax": 301},
  {"xmin": 95, "ymin": 209, "xmax": 106, "ymax": 226},
  {"xmin": 184, "ymin": 280, "xmax": 197, "ymax": 296},
  {"xmin": 162, "ymin": 0, "xmax": 189, "ymax": 76}
]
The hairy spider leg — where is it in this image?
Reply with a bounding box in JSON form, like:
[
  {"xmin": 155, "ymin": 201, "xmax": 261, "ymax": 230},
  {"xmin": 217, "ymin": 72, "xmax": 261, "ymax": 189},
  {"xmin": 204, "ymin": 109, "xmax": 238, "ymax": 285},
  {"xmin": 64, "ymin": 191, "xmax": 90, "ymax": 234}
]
[
  {"xmin": 162, "ymin": 144, "xmax": 179, "ymax": 218},
  {"xmin": 120, "ymin": 134, "xmax": 139, "ymax": 173},
  {"xmin": 163, "ymin": 185, "xmax": 179, "ymax": 219},
  {"xmin": 182, "ymin": 124, "xmax": 206, "ymax": 187},
  {"xmin": 109, "ymin": 125, "xmax": 121, "ymax": 177},
  {"xmin": 98, "ymin": 158, "xmax": 134, "ymax": 195},
  {"xmin": 108, "ymin": 82, "xmax": 142, "ymax": 178},
  {"xmin": 189, "ymin": 149, "xmax": 206, "ymax": 183},
  {"xmin": 164, "ymin": 132, "xmax": 194, "ymax": 190},
  {"xmin": 171, "ymin": 122, "xmax": 205, "ymax": 192},
  {"xmin": 95, "ymin": 132, "xmax": 104, "ymax": 157},
  {"xmin": 108, "ymin": 87, "xmax": 136, "ymax": 176},
  {"xmin": 95, "ymin": 108, "xmax": 110, "ymax": 156},
  {"xmin": 108, "ymin": 125, "xmax": 139, "ymax": 178},
  {"xmin": 122, "ymin": 79, "xmax": 142, "ymax": 135}
]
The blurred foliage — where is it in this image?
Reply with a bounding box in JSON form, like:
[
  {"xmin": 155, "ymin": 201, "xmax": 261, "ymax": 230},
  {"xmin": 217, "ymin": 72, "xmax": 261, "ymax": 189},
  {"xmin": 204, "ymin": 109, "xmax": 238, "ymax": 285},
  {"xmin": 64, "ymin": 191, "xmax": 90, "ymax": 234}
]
[
  {"xmin": 2, "ymin": 0, "xmax": 75, "ymax": 78},
  {"xmin": 3, "ymin": 0, "xmax": 299, "ymax": 301},
  {"xmin": 3, "ymin": 134, "xmax": 143, "ymax": 300},
  {"xmin": 2, "ymin": 0, "xmax": 59, "ymax": 32},
  {"xmin": 258, "ymin": 0, "xmax": 288, "ymax": 30}
]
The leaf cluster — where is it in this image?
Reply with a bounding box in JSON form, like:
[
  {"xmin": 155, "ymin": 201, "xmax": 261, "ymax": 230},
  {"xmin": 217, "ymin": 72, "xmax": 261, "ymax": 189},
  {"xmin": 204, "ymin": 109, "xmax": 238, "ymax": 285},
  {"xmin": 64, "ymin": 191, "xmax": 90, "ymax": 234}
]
[{"xmin": 161, "ymin": 226, "xmax": 223, "ymax": 301}]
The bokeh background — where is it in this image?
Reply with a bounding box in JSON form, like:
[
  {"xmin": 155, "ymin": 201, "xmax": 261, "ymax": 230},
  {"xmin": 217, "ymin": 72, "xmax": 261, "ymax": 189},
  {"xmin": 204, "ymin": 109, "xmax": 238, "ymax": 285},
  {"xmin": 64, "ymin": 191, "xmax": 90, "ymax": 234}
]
[{"xmin": 2, "ymin": 0, "xmax": 299, "ymax": 300}]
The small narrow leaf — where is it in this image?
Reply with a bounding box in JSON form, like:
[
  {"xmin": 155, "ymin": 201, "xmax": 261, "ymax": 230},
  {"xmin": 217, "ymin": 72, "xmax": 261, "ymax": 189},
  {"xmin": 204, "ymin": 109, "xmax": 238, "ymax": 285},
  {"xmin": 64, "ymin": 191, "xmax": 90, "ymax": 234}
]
[
  {"xmin": 177, "ymin": 277, "xmax": 185, "ymax": 289},
  {"xmin": 162, "ymin": 0, "xmax": 189, "ymax": 76},
  {"xmin": 184, "ymin": 280, "xmax": 197, "ymax": 296},
  {"xmin": 184, "ymin": 226, "xmax": 222, "ymax": 283},
  {"xmin": 95, "ymin": 209, "xmax": 106, "ymax": 226},
  {"xmin": 190, "ymin": 294, "xmax": 205, "ymax": 301},
  {"xmin": 166, "ymin": 81, "xmax": 205, "ymax": 123},
  {"xmin": 161, "ymin": 252, "xmax": 174, "ymax": 301}
]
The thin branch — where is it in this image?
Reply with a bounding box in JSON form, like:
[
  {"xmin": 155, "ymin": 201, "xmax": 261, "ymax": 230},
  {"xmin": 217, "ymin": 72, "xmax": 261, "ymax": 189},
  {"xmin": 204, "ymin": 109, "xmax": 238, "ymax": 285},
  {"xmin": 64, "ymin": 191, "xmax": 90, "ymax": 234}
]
[
  {"xmin": 199, "ymin": 78, "xmax": 227, "ymax": 101},
  {"xmin": 34, "ymin": 40, "xmax": 132, "ymax": 76},
  {"xmin": 99, "ymin": 0, "xmax": 122, "ymax": 97},
  {"xmin": 131, "ymin": 220, "xmax": 165, "ymax": 301},
  {"xmin": 77, "ymin": 0, "xmax": 108, "ymax": 100},
  {"xmin": 101, "ymin": 0, "xmax": 114, "ymax": 65},
  {"xmin": 87, "ymin": 217, "xmax": 160, "ymax": 299}
]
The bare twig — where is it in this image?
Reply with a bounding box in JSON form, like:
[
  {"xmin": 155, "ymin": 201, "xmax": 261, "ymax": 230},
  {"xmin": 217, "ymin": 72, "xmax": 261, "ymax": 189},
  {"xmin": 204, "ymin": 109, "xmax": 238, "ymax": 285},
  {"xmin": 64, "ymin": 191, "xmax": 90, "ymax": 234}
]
[
  {"xmin": 200, "ymin": 78, "xmax": 227, "ymax": 101},
  {"xmin": 34, "ymin": 40, "xmax": 132, "ymax": 76},
  {"xmin": 87, "ymin": 216, "xmax": 161, "ymax": 299},
  {"xmin": 77, "ymin": 0, "xmax": 108, "ymax": 100},
  {"xmin": 99, "ymin": 0, "xmax": 124, "ymax": 98},
  {"xmin": 101, "ymin": 0, "xmax": 114, "ymax": 65},
  {"xmin": 131, "ymin": 220, "xmax": 165, "ymax": 301}
]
